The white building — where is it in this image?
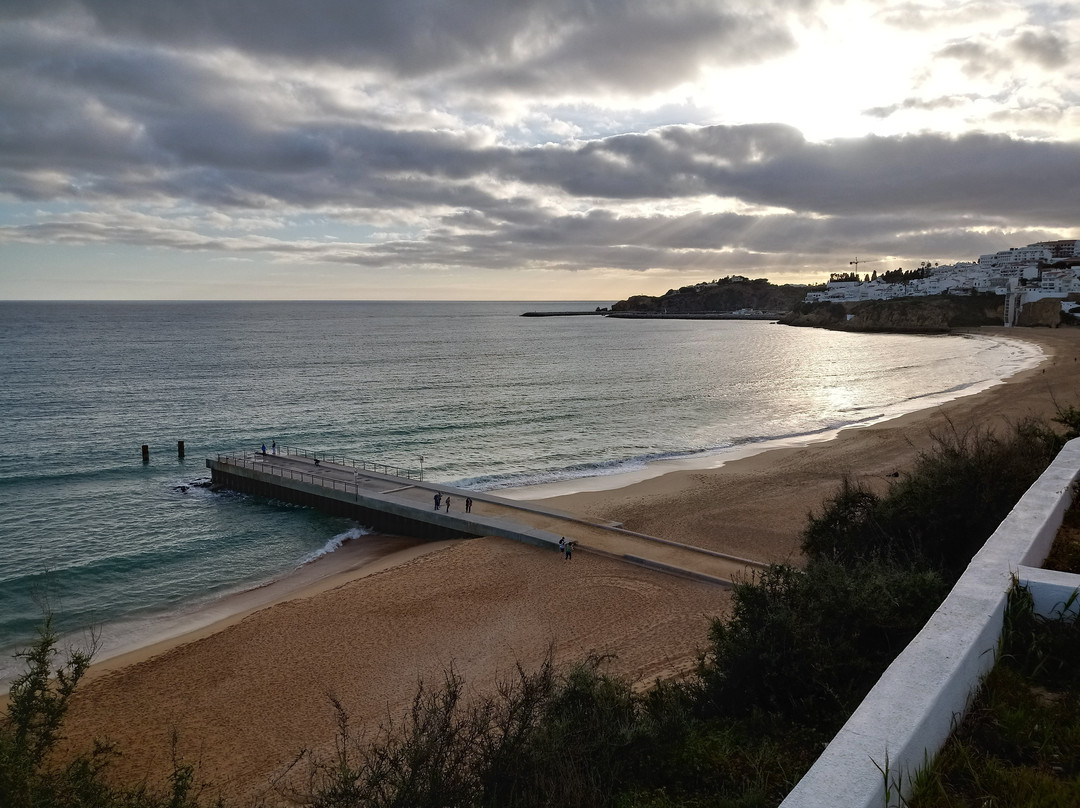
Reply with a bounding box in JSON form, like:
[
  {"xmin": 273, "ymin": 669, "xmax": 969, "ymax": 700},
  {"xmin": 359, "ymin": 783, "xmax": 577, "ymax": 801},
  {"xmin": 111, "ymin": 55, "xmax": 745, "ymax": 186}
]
[
  {"xmin": 803, "ymin": 240, "xmax": 1080, "ymax": 312},
  {"xmin": 1031, "ymin": 240, "xmax": 1080, "ymax": 260},
  {"xmin": 978, "ymin": 246, "xmax": 1053, "ymax": 268},
  {"xmin": 1039, "ymin": 268, "xmax": 1074, "ymax": 293}
]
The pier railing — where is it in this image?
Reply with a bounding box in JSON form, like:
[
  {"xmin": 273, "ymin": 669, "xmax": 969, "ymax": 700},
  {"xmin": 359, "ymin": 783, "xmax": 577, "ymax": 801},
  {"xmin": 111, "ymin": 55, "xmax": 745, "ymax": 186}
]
[
  {"xmin": 280, "ymin": 445, "xmax": 421, "ymax": 479},
  {"xmin": 217, "ymin": 446, "xmax": 422, "ymax": 492}
]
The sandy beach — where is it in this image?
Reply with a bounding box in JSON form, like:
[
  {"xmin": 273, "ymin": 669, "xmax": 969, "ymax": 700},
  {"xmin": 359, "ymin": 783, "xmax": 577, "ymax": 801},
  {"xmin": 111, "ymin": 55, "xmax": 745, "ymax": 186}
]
[{"xmin": 53, "ymin": 325, "xmax": 1080, "ymax": 805}]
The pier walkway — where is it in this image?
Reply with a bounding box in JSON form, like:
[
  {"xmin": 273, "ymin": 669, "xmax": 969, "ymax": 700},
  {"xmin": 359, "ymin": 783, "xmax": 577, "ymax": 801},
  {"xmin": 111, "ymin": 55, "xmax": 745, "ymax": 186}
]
[{"xmin": 207, "ymin": 449, "xmax": 767, "ymax": 587}]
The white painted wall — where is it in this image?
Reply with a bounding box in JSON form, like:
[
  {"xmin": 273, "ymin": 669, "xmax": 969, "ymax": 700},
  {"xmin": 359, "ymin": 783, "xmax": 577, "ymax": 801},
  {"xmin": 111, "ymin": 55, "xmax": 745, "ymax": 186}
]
[{"xmin": 780, "ymin": 437, "xmax": 1080, "ymax": 808}]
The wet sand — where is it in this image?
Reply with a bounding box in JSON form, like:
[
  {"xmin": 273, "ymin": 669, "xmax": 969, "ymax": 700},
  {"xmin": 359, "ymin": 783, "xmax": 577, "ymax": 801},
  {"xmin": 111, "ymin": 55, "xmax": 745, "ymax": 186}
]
[{"xmin": 55, "ymin": 326, "xmax": 1080, "ymax": 805}]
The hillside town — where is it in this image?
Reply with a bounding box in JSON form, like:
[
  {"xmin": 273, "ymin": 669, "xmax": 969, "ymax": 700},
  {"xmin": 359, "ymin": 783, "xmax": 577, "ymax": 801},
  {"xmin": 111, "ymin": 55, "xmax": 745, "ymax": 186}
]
[{"xmin": 803, "ymin": 239, "xmax": 1080, "ymax": 326}]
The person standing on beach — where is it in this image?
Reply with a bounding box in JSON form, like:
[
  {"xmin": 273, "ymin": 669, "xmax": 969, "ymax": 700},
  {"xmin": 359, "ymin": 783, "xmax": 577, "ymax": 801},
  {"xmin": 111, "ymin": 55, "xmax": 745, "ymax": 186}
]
[
  {"xmin": 434, "ymin": 492, "xmax": 442, "ymax": 510},
  {"xmin": 558, "ymin": 537, "xmax": 565, "ymax": 554},
  {"xmin": 564, "ymin": 540, "xmax": 573, "ymax": 560},
  {"xmin": 465, "ymin": 497, "xmax": 473, "ymax": 513}
]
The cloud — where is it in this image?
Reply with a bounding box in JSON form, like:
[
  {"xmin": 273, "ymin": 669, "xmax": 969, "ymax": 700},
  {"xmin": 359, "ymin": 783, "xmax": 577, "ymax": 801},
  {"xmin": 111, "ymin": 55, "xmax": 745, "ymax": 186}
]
[
  {"xmin": 934, "ymin": 26, "xmax": 1072, "ymax": 77},
  {"xmin": 3, "ymin": 0, "xmax": 816, "ymax": 96},
  {"xmin": 487, "ymin": 126, "xmax": 1080, "ymax": 225},
  {"xmin": 462, "ymin": 4, "xmax": 800, "ymax": 96},
  {"xmin": 879, "ymin": 1, "xmax": 1016, "ymax": 31},
  {"xmin": 4, "ymin": 29, "xmax": 1079, "ymax": 228},
  {"xmin": 1011, "ymin": 28, "xmax": 1069, "ymax": 69},
  {"xmin": 4, "ymin": 120, "xmax": 1076, "ymax": 280},
  {"xmin": 1, "ymin": 0, "xmax": 1077, "ymax": 294},
  {"xmin": 863, "ymin": 94, "xmax": 974, "ymax": 118},
  {"xmin": 936, "ymin": 39, "xmax": 1004, "ymax": 78}
]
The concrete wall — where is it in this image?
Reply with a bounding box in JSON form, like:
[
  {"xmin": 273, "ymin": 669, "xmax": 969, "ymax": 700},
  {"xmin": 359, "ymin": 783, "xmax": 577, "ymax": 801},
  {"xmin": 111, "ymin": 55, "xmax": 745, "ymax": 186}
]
[
  {"xmin": 780, "ymin": 437, "xmax": 1080, "ymax": 808},
  {"xmin": 1017, "ymin": 565, "xmax": 1080, "ymax": 621}
]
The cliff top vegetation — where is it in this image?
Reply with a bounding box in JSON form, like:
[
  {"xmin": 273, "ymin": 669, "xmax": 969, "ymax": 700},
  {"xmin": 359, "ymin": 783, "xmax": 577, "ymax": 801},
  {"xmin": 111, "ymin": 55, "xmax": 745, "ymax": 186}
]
[{"xmin": 611, "ymin": 276, "xmax": 815, "ymax": 315}]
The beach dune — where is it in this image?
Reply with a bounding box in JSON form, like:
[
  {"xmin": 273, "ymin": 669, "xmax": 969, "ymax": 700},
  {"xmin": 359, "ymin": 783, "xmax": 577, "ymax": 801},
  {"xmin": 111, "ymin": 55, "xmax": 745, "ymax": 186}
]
[{"xmin": 55, "ymin": 326, "xmax": 1080, "ymax": 805}]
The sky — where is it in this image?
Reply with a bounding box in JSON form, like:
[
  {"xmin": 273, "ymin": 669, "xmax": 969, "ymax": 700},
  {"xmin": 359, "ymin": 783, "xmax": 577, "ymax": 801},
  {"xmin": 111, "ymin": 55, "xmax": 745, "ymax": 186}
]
[{"xmin": 1, "ymin": 0, "xmax": 1078, "ymax": 301}]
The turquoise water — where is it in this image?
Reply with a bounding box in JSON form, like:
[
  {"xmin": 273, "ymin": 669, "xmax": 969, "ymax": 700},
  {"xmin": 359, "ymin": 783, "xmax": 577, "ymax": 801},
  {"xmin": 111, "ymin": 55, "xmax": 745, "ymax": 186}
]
[{"xmin": 0, "ymin": 301, "xmax": 1041, "ymax": 679}]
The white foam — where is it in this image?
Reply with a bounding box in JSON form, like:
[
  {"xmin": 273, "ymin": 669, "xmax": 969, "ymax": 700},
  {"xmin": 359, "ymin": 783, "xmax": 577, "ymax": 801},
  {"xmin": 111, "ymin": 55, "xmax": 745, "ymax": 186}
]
[{"xmin": 299, "ymin": 526, "xmax": 372, "ymax": 565}]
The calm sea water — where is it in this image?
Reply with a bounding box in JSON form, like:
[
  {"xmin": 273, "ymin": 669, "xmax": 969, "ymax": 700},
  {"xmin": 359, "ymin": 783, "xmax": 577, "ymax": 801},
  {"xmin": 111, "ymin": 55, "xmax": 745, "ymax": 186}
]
[{"xmin": 0, "ymin": 301, "xmax": 1041, "ymax": 680}]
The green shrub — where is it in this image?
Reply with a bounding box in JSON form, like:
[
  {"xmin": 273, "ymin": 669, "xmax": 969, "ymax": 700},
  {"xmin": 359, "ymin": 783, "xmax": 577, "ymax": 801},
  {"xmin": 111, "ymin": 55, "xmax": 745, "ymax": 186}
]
[
  {"xmin": 1, "ymin": 615, "xmax": 97, "ymax": 808},
  {"xmin": 802, "ymin": 418, "xmax": 1065, "ymax": 578},
  {"xmin": 1053, "ymin": 403, "xmax": 1080, "ymax": 441},
  {"xmin": 0, "ymin": 616, "xmax": 221, "ymax": 808},
  {"xmin": 694, "ymin": 560, "xmax": 946, "ymax": 727},
  {"xmin": 300, "ymin": 655, "xmax": 641, "ymax": 808}
]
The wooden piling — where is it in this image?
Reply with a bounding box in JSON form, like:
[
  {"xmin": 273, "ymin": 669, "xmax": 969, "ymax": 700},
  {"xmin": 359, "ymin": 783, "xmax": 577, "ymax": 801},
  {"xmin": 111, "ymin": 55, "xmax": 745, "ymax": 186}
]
[
  {"xmin": 141, "ymin": 444, "xmax": 150, "ymax": 462},
  {"xmin": 178, "ymin": 440, "xmax": 185, "ymax": 458}
]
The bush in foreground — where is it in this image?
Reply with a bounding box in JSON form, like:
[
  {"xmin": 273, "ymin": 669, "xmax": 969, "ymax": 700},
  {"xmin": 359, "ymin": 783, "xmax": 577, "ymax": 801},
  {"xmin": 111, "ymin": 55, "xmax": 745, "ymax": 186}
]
[
  {"xmin": 0, "ymin": 616, "xmax": 219, "ymax": 808},
  {"xmin": 693, "ymin": 560, "xmax": 947, "ymax": 728},
  {"xmin": 295, "ymin": 655, "xmax": 639, "ymax": 808},
  {"xmin": 801, "ymin": 417, "xmax": 1069, "ymax": 578}
]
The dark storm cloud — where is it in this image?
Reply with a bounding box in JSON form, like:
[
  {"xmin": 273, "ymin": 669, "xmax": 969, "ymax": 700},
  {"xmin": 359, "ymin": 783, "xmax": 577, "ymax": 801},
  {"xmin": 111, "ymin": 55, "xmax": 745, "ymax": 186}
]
[
  {"xmin": 719, "ymin": 131, "xmax": 1080, "ymax": 224},
  {"xmin": 498, "ymin": 124, "xmax": 809, "ymax": 200},
  {"xmin": 10, "ymin": 1, "xmax": 1071, "ymax": 225},
  {"xmin": 3, "ymin": 111, "xmax": 1078, "ymax": 263},
  {"xmin": 2, "ymin": 0, "xmax": 540, "ymax": 75},
  {"xmin": 491, "ymin": 126, "xmax": 1080, "ymax": 225},
  {"xmin": 2, "ymin": 0, "xmax": 811, "ymax": 93},
  {"xmin": 0, "ymin": 0, "xmax": 807, "ymax": 202},
  {"xmin": 465, "ymin": 4, "xmax": 798, "ymax": 94}
]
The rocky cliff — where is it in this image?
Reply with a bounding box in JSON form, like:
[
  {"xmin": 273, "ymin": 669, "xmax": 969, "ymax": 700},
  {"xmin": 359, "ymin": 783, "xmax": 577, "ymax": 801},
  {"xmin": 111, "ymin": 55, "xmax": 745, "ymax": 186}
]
[
  {"xmin": 1016, "ymin": 297, "xmax": 1069, "ymax": 328},
  {"xmin": 779, "ymin": 295, "xmax": 1005, "ymax": 333},
  {"xmin": 614, "ymin": 281, "xmax": 1067, "ymax": 333},
  {"xmin": 611, "ymin": 278, "xmax": 811, "ymax": 315}
]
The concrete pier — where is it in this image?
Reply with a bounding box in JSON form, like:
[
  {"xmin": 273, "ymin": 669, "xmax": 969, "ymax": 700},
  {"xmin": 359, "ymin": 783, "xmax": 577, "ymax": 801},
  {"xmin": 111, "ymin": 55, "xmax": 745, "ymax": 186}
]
[{"xmin": 207, "ymin": 448, "xmax": 766, "ymax": 586}]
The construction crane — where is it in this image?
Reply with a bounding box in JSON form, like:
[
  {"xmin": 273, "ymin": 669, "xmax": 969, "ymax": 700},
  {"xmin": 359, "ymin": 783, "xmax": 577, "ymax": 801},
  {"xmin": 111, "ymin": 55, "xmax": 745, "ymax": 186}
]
[{"xmin": 849, "ymin": 257, "xmax": 863, "ymax": 273}]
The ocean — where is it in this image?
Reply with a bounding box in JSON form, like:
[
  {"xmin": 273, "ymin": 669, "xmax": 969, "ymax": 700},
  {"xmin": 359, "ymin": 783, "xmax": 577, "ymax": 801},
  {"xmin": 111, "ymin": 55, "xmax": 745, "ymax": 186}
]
[{"xmin": 0, "ymin": 300, "xmax": 1042, "ymax": 682}]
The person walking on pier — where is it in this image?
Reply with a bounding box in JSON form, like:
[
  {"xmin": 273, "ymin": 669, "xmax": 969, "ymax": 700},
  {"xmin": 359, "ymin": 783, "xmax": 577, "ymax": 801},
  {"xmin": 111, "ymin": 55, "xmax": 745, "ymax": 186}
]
[
  {"xmin": 271, "ymin": 440, "xmax": 276, "ymax": 455},
  {"xmin": 445, "ymin": 496, "xmax": 452, "ymax": 512},
  {"xmin": 465, "ymin": 497, "xmax": 473, "ymax": 513},
  {"xmin": 434, "ymin": 492, "xmax": 442, "ymax": 510}
]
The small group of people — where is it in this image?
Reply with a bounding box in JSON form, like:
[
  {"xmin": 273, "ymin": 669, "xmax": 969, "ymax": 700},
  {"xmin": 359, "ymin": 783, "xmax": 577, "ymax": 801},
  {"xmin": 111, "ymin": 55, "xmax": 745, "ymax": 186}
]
[
  {"xmin": 260, "ymin": 441, "xmax": 278, "ymax": 455},
  {"xmin": 558, "ymin": 536, "xmax": 573, "ymax": 560},
  {"xmin": 434, "ymin": 492, "xmax": 474, "ymax": 513}
]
